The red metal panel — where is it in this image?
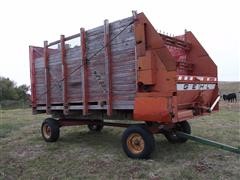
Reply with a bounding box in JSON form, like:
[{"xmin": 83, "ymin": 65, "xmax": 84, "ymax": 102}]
[
  {"xmin": 80, "ymin": 28, "xmax": 88, "ymax": 115},
  {"xmin": 104, "ymin": 19, "xmax": 113, "ymax": 116},
  {"xmin": 134, "ymin": 96, "xmax": 171, "ymax": 122},
  {"xmin": 60, "ymin": 35, "xmax": 69, "ymax": 114},
  {"xmin": 44, "ymin": 41, "xmax": 51, "ymax": 114},
  {"xmin": 185, "ymin": 31, "xmax": 217, "ymax": 77},
  {"xmin": 29, "ymin": 46, "xmax": 37, "ymax": 110}
]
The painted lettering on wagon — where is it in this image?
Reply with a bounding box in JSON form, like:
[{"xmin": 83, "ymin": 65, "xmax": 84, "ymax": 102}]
[{"xmin": 177, "ymin": 84, "xmax": 216, "ymax": 91}]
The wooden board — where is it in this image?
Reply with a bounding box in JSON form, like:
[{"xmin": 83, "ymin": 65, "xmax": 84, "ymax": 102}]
[{"xmin": 33, "ymin": 16, "xmax": 136, "ymax": 111}]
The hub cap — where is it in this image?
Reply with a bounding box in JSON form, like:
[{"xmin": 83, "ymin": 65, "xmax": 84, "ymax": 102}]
[
  {"xmin": 127, "ymin": 133, "xmax": 145, "ymax": 154},
  {"xmin": 42, "ymin": 124, "xmax": 51, "ymax": 139}
]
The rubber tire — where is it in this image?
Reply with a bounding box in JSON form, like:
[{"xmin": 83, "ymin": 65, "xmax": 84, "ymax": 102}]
[
  {"xmin": 164, "ymin": 121, "xmax": 191, "ymax": 143},
  {"xmin": 122, "ymin": 125, "xmax": 155, "ymax": 159},
  {"xmin": 41, "ymin": 118, "xmax": 60, "ymax": 142},
  {"xmin": 88, "ymin": 123, "xmax": 103, "ymax": 132}
]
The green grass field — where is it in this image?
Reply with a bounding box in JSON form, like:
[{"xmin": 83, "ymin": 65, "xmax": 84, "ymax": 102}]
[
  {"xmin": 0, "ymin": 103, "xmax": 239, "ymax": 180},
  {"xmin": 0, "ymin": 82, "xmax": 240, "ymax": 179}
]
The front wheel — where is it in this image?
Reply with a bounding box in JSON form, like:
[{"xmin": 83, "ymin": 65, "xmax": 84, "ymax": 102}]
[
  {"xmin": 41, "ymin": 118, "xmax": 60, "ymax": 142},
  {"xmin": 164, "ymin": 121, "xmax": 191, "ymax": 143},
  {"xmin": 122, "ymin": 125, "xmax": 155, "ymax": 159}
]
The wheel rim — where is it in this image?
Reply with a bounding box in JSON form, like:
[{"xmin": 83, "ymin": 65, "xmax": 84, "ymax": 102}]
[
  {"xmin": 92, "ymin": 125, "xmax": 97, "ymax": 130},
  {"xmin": 42, "ymin": 124, "xmax": 51, "ymax": 139},
  {"xmin": 127, "ymin": 133, "xmax": 145, "ymax": 154}
]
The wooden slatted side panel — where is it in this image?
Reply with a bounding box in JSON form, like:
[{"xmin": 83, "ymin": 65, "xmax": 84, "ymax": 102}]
[
  {"xmin": 34, "ymin": 16, "xmax": 136, "ymax": 110},
  {"xmin": 32, "ymin": 45, "xmax": 59, "ymax": 105},
  {"xmin": 65, "ymin": 46, "xmax": 82, "ymax": 103},
  {"xmin": 48, "ymin": 47, "xmax": 62, "ymax": 104},
  {"xmin": 29, "ymin": 46, "xmax": 44, "ymax": 109},
  {"xmin": 34, "ymin": 43, "xmax": 82, "ymax": 105},
  {"xmin": 110, "ymin": 17, "xmax": 136, "ymax": 109},
  {"xmin": 34, "ymin": 56, "xmax": 45, "ymax": 104},
  {"xmin": 86, "ymin": 24, "xmax": 106, "ymax": 104},
  {"xmin": 83, "ymin": 16, "xmax": 136, "ymax": 109}
]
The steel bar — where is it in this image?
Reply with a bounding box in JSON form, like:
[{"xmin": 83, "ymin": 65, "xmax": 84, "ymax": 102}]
[
  {"xmin": 176, "ymin": 131, "xmax": 240, "ymax": 154},
  {"xmin": 210, "ymin": 96, "xmax": 220, "ymax": 112},
  {"xmin": 58, "ymin": 118, "xmax": 144, "ymax": 128}
]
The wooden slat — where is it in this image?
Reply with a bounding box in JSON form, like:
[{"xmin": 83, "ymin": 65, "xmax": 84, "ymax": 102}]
[
  {"xmin": 44, "ymin": 41, "xmax": 51, "ymax": 113},
  {"xmin": 35, "ymin": 16, "xmax": 136, "ymax": 112},
  {"xmin": 65, "ymin": 33, "xmax": 80, "ymax": 41},
  {"xmin": 80, "ymin": 28, "xmax": 88, "ymax": 115},
  {"xmin": 35, "ymin": 57, "xmax": 45, "ymax": 68},
  {"xmin": 36, "ymin": 103, "xmax": 133, "ymax": 111},
  {"xmin": 60, "ymin": 35, "xmax": 69, "ymax": 114},
  {"xmin": 48, "ymin": 40, "xmax": 60, "ymax": 47}
]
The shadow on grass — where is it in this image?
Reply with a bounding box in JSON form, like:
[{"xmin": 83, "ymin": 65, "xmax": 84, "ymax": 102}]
[
  {"xmin": 153, "ymin": 138, "xmax": 202, "ymax": 161},
  {"xmin": 30, "ymin": 126, "xmax": 206, "ymax": 161},
  {"xmin": 60, "ymin": 128, "xmax": 123, "ymax": 152},
  {"xmin": 27, "ymin": 123, "xmax": 229, "ymax": 164}
]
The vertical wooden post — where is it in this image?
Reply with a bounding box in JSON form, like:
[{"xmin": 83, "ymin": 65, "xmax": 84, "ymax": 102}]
[
  {"xmin": 60, "ymin": 35, "xmax": 68, "ymax": 115},
  {"xmin": 29, "ymin": 47, "xmax": 37, "ymax": 113},
  {"xmin": 44, "ymin": 41, "xmax": 51, "ymax": 114},
  {"xmin": 80, "ymin": 28, "xmax": 88, "ymax": 115},
  {"xmin": 104, "ymin": 19, "xmax": 113, "ymax": 116}
]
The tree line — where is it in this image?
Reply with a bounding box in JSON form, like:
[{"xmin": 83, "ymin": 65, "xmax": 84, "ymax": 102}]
[{"xmin": 0, "ymin": 76, "xmax": 29, "ymax": 107}]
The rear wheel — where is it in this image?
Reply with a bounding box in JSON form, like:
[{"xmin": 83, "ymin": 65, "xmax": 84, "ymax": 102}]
[
  {"xmin": 122, "ymin": 125, "xmax": 155, "ymax": 159},
  {"xmin": 88, "ymin": 123, "xmax": 103, "ymax": 132},
  {"xmin": 164, "ymin": 121, "xmax": 191, "ymax": 143},
  {"xmin": 41, "ymin": 118, "xmax": 60, "ymax": 142}
]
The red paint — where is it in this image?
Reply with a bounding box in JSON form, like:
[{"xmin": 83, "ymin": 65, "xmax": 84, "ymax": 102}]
[
  {"xmin": 133, "ymin": 13, "xmax": 218, "ymax": 123},
  {"xmin": 80, "ymin": 28, "xmax": 88, "ymax": 116},
  {"xmin": 44, "ymin": 41, "xmax": 51, "ymax": 114},
  {"xmin": 60, "ymin": 35, "xmax": 69, "ymax": 114},
  {"xmin": 104, "ymin": 19, "xmax": 113, "ymax": 116}
]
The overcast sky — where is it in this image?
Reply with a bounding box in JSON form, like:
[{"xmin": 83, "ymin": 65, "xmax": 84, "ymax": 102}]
[{"xmin": 0, "ymin": 0, "xmax": 239, "ymax": 86}]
